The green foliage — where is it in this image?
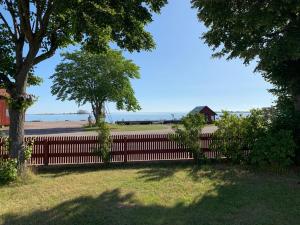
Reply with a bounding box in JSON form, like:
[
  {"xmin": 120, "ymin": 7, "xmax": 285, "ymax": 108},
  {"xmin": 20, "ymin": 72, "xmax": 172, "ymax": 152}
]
[
  {"xmin": 94, "ymin": 118, "xmax": 112, "ymax": 164},
  {"xmin": 211, "ymin": 110, "xmax": 268, "ymax": 163},
  {"xmin": 0, "ymin": 133, "xmax": 16, "ymax": 184},
  {"xmin": 0, "ymin": 136, "xmax": 34, "ymax": 184},
  {"xmin": 27, "ymin": 75, "xmax": 43, "ymax": 87},
  {"xmin": 212, "ymin": 109, "xmax": 296, "ymax": 168},
  {"xmin": 211, "ymin": 112, "xmax": 246, "ymax": 163},
  {"xmin": 172, "ymin": 113, "xmax": 206, "ymax": 163},
  {"xmin": 51, "ymin": 49, "xmax": 141, "ymax": 121},
  {"xmin": 7, "ymin": 94, "xmax": 37, "ymax": 111},
  {"xmin": 242, "ymin": 109, "xmax": 269, "ymax": 150},
  {"xmin": 271, "ymin": 94, "xmax": 300, "ymax": 132},
  {"xmin": 0, "ymin": 158, "xmax": 17, "ymax": 184},
  {"xmin": 251, "ymin": 130, "xmax": 295, "ymax": 168},
  {"xmin": 24, "ymin": 139, "xmax": 34, "ymax": 161}
]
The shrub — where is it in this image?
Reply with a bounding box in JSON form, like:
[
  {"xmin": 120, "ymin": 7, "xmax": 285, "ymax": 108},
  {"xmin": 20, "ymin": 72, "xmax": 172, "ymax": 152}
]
[
  {"xmin": 0, "ymin": 136, "xmax": 34, "ymax": 184},
  {"xmin": 0, "ymin": 158, "xmax": 18, "ymax": 184},
  {"xmin": 210, "ymin": 112, "xmax": 246, "ymax": 163},
  {"xmin": 0, "ymin": 135, "xmax": 17, "ymax": 184},
  {"xmin": 211, "ymin": 110, "xmax": 268, "ymax": 163},
  {"xmin": 251, "ymin": 129, "xmax": 295, "ymax": 168},
  {"xmin": 243, "ymin": 109, "xmax": 269, "ymax": 149},
  {"xmin": 172, "ymin": 113, "xmax": 206, "ymax": 164},
  {"xmin": 212, "ymin": 109, "xmax": 296, "ymax": 168},
  {"xmin": 94, "ymin": 118, "xmax": 112, "ymax": 164}
]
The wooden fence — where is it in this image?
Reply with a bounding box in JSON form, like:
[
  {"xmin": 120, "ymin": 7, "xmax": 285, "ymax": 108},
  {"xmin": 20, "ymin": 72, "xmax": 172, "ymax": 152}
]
[{"xmin": 0, "ymin": 134, "xmax": 219, "ymax": 166}]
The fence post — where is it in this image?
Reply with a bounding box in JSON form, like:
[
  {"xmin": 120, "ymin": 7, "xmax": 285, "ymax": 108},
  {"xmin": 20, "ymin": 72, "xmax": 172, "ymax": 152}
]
[
  {"xmin": 124, "ymin": 136, "xmax": 127, "ymax": 163},
  {"xmin": 44, "ymin": 139, "xmax": 49, "ymax": 166}
]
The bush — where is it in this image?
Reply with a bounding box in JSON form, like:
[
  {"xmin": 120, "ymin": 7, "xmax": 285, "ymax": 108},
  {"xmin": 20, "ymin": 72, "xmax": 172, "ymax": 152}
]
[
  {"xmin": 212, "ymin": 109, "xmax": 296, "ymax": 168},
  {"xmin": 251, "ymin": 129, "xmax": 295, "ymax": 168},
  {"xmin": 0, "ymin": 158, "xmax": 18, "ymax": 184},
  {"xmin": 243, "ymin": 109, "xmax": 269, "ymax": 149},
  {"xmin": 0, "ymin": 136, "xmax": 34, "ymax": 184},
  {"xmin": 172, "ymin": 113, "xmax": 206, "ymax": 164},
  {"xmin": 211, "ymin": 110, "xmax": 268, "ymax": 163},
  {"xmin": 94, "ymin": 118, "xmax": 112, "ymax": 164},
  {"xmin": 0, "ymin": 135, "xmax": 17, "ymax": 184},
  {"xmin": 210, "ymin": 112, "xmax": 246, "ymax": 163}
]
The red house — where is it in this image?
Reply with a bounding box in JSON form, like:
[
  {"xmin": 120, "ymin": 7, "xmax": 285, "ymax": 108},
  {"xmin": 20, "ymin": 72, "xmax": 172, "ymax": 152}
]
[
  {"xmin": 0, "ymin": 89, "xmax": 10, "ymax": 126},
  {"xmin": 190, "ymin": 106, "xmax": 217, "ymax": 123}
]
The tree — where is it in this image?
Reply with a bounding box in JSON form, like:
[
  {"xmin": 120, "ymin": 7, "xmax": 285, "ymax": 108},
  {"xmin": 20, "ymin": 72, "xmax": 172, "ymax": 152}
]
[
  {"xmin": 0, "ymin": 0, "xmax": 167, "ymax": 173},
  {"xmin": 51, "ymin": 50, "xmax": 141, "ymax": 123},
  {"xmin": 192, "ymin": 0, "xmax": 300, "ymax": 163}
]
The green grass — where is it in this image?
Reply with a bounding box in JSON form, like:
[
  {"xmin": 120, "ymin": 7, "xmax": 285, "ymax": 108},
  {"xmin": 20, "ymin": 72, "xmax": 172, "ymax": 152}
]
[
  {"xmin": 84, "ymin": 123, "xmax": 172, "ymax": 132},
  {"xmin": 1, "ymin": 163, "xmax": 300, "ymax": 225}
]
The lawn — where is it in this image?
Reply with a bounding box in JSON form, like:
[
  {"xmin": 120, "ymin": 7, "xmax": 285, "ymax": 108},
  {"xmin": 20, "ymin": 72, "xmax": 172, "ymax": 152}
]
[
  {"xmin": 0, "ymin": 163, "xmax": 300, "ymax": 225},
  {"xmin": 84, "ymin": 123, "xmax": 172, "ymax": 132}
]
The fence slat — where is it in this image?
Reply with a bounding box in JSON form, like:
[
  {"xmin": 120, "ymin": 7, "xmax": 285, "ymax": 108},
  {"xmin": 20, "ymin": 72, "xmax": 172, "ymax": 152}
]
[{"xmin": 43, "ymin": 139, "xmax": 49, "ymax": 166}]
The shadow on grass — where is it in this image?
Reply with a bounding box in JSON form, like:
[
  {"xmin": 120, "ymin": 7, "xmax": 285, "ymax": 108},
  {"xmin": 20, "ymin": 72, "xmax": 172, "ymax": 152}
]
[
  {"xmin": 36, "ymin": 161, "xmax": 195, "ymax": 178},
  {"xmin": 3, "ymin": 164, "xmax": 300, "ymax": 225},
  {"xmin": 3, "ymin": 181, "xmax": 300, "ymax": 225},
  {"xmin": 136, "ymin": 163, "xmax": 241, "ymax": 182},
  {"xmin": 137, "ymin": 166, "xmax": 180, "ymax": 181}
]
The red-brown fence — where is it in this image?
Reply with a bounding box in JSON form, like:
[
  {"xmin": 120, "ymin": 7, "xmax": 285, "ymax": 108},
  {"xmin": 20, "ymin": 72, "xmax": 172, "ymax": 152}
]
[{"xmin": 0, "ymin": 134, "xmax": 218, "ymax": 166}]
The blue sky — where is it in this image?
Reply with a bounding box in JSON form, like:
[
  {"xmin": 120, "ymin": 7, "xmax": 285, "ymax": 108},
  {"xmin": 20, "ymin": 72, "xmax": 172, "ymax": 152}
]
[{"xmin": 27, "ymin": 1, "xmax": 274, "ymax": 114}]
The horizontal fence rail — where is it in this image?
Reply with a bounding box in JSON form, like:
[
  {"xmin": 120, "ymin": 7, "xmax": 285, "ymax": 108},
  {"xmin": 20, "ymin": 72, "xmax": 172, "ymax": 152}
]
[{"xmin": 0, "ymin": 134, "xmax": 219, "ymax": 166}]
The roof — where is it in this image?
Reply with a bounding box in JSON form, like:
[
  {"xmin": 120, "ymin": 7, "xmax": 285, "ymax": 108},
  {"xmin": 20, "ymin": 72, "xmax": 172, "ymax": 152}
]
[
  {"xmin": 0, "ymin": 89, "xmax": 9, "ymax": 98},
  {"xmin": 190, "ymin": 106, "xmax": 217, "ymax": 115}
]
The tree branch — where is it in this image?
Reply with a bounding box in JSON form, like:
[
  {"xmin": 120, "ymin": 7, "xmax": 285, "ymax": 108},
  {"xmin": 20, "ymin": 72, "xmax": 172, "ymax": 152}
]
[
  {"xmin": 17, "ymin": 0, "xmax": 34, "ymax": 43},
  {"xmin": 15, "ymin": 34, "xmax": 25, "ymax": 70},
  {"xmin": 33, "ymin": 48, "xmax": 57, "ymax": 65},
  {"xmin": 33, "ymin": 38, "xmax": 58, "ymax": 65},
  {"xmin": 0, "ymin": 12, "xmax": 16, "ymax": 40},
  {"xmin": 4, "ymin": 0, "xmax": 20, "ymax": 37},
  {"xmin": 36, "ymin": 0, "xmax": 54, "ymax": 40},
  {"xmin": 34, "ymin": 0, "xmax": 43, "ymax": 33}
]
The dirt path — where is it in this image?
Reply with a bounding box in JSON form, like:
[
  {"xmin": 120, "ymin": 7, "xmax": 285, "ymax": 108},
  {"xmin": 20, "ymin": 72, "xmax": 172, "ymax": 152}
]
[{"xmin": 0, "ymin": 121, "xmax": 217, "ymax": 136}]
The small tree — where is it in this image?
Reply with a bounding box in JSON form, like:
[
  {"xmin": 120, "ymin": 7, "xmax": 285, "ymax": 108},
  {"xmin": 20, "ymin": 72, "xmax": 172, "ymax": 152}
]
[
  {"xmin": 51, "ymin": 50, "xmax": 141, "ymax": 124},
  {"xmin": 172, "ymin": 113, "xmax": 206, "ymax": 164}
]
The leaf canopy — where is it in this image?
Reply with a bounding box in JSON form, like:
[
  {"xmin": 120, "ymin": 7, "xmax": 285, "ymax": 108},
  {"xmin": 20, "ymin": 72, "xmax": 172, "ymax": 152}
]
[
  {"xmin": 0, "ymin": 0, "xmax": 167, "ymax": 90},
  {"xmin": 51, "ymin": 50, "xmax": 141, "ymax": 112}
]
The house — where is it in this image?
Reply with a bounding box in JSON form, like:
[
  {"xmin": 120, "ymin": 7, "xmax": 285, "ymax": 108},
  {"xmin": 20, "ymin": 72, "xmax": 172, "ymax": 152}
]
[
  {"xmin": 0, "ymin": 89, "xmax": 10, "ymax": 126},
  {"xmin": 190, "ymin": 106, "xmax": 217, "ymax": 123}
]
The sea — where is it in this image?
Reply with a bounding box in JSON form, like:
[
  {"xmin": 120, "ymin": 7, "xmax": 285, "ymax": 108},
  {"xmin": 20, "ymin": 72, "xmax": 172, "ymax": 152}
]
[{"xmin": 25, "ymin": 112, "xmax": 250, "ymax": 123}]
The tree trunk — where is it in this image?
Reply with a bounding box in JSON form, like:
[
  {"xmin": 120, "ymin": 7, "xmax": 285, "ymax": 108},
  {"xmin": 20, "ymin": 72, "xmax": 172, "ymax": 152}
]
[
  {"xmin": 8, "ymin": 106, "xmax": 26, "ymax": 174},
  {"xmin": 92, "ymin": 109, "xmax": 102, "ymax": 125},
  {"xmin": 294, "ymin": 94, "xmax": 300, "ymax": 165},
  {"xmin": 92, "ymin": 102, "xmax": 105, "ymax": 124}
]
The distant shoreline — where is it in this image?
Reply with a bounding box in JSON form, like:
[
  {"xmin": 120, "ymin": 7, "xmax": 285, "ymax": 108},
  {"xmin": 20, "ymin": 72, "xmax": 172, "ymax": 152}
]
[
  {"xmin": 24, "ymin": 111, "xmax": 251, "ymax": 123},
  {"xmin": 26, "ymin": 111, "xmax": 250, "ymax": 115},
  {"xmin": 27, "ymin": 113, "xmax": 90, "ymax": 115}
]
